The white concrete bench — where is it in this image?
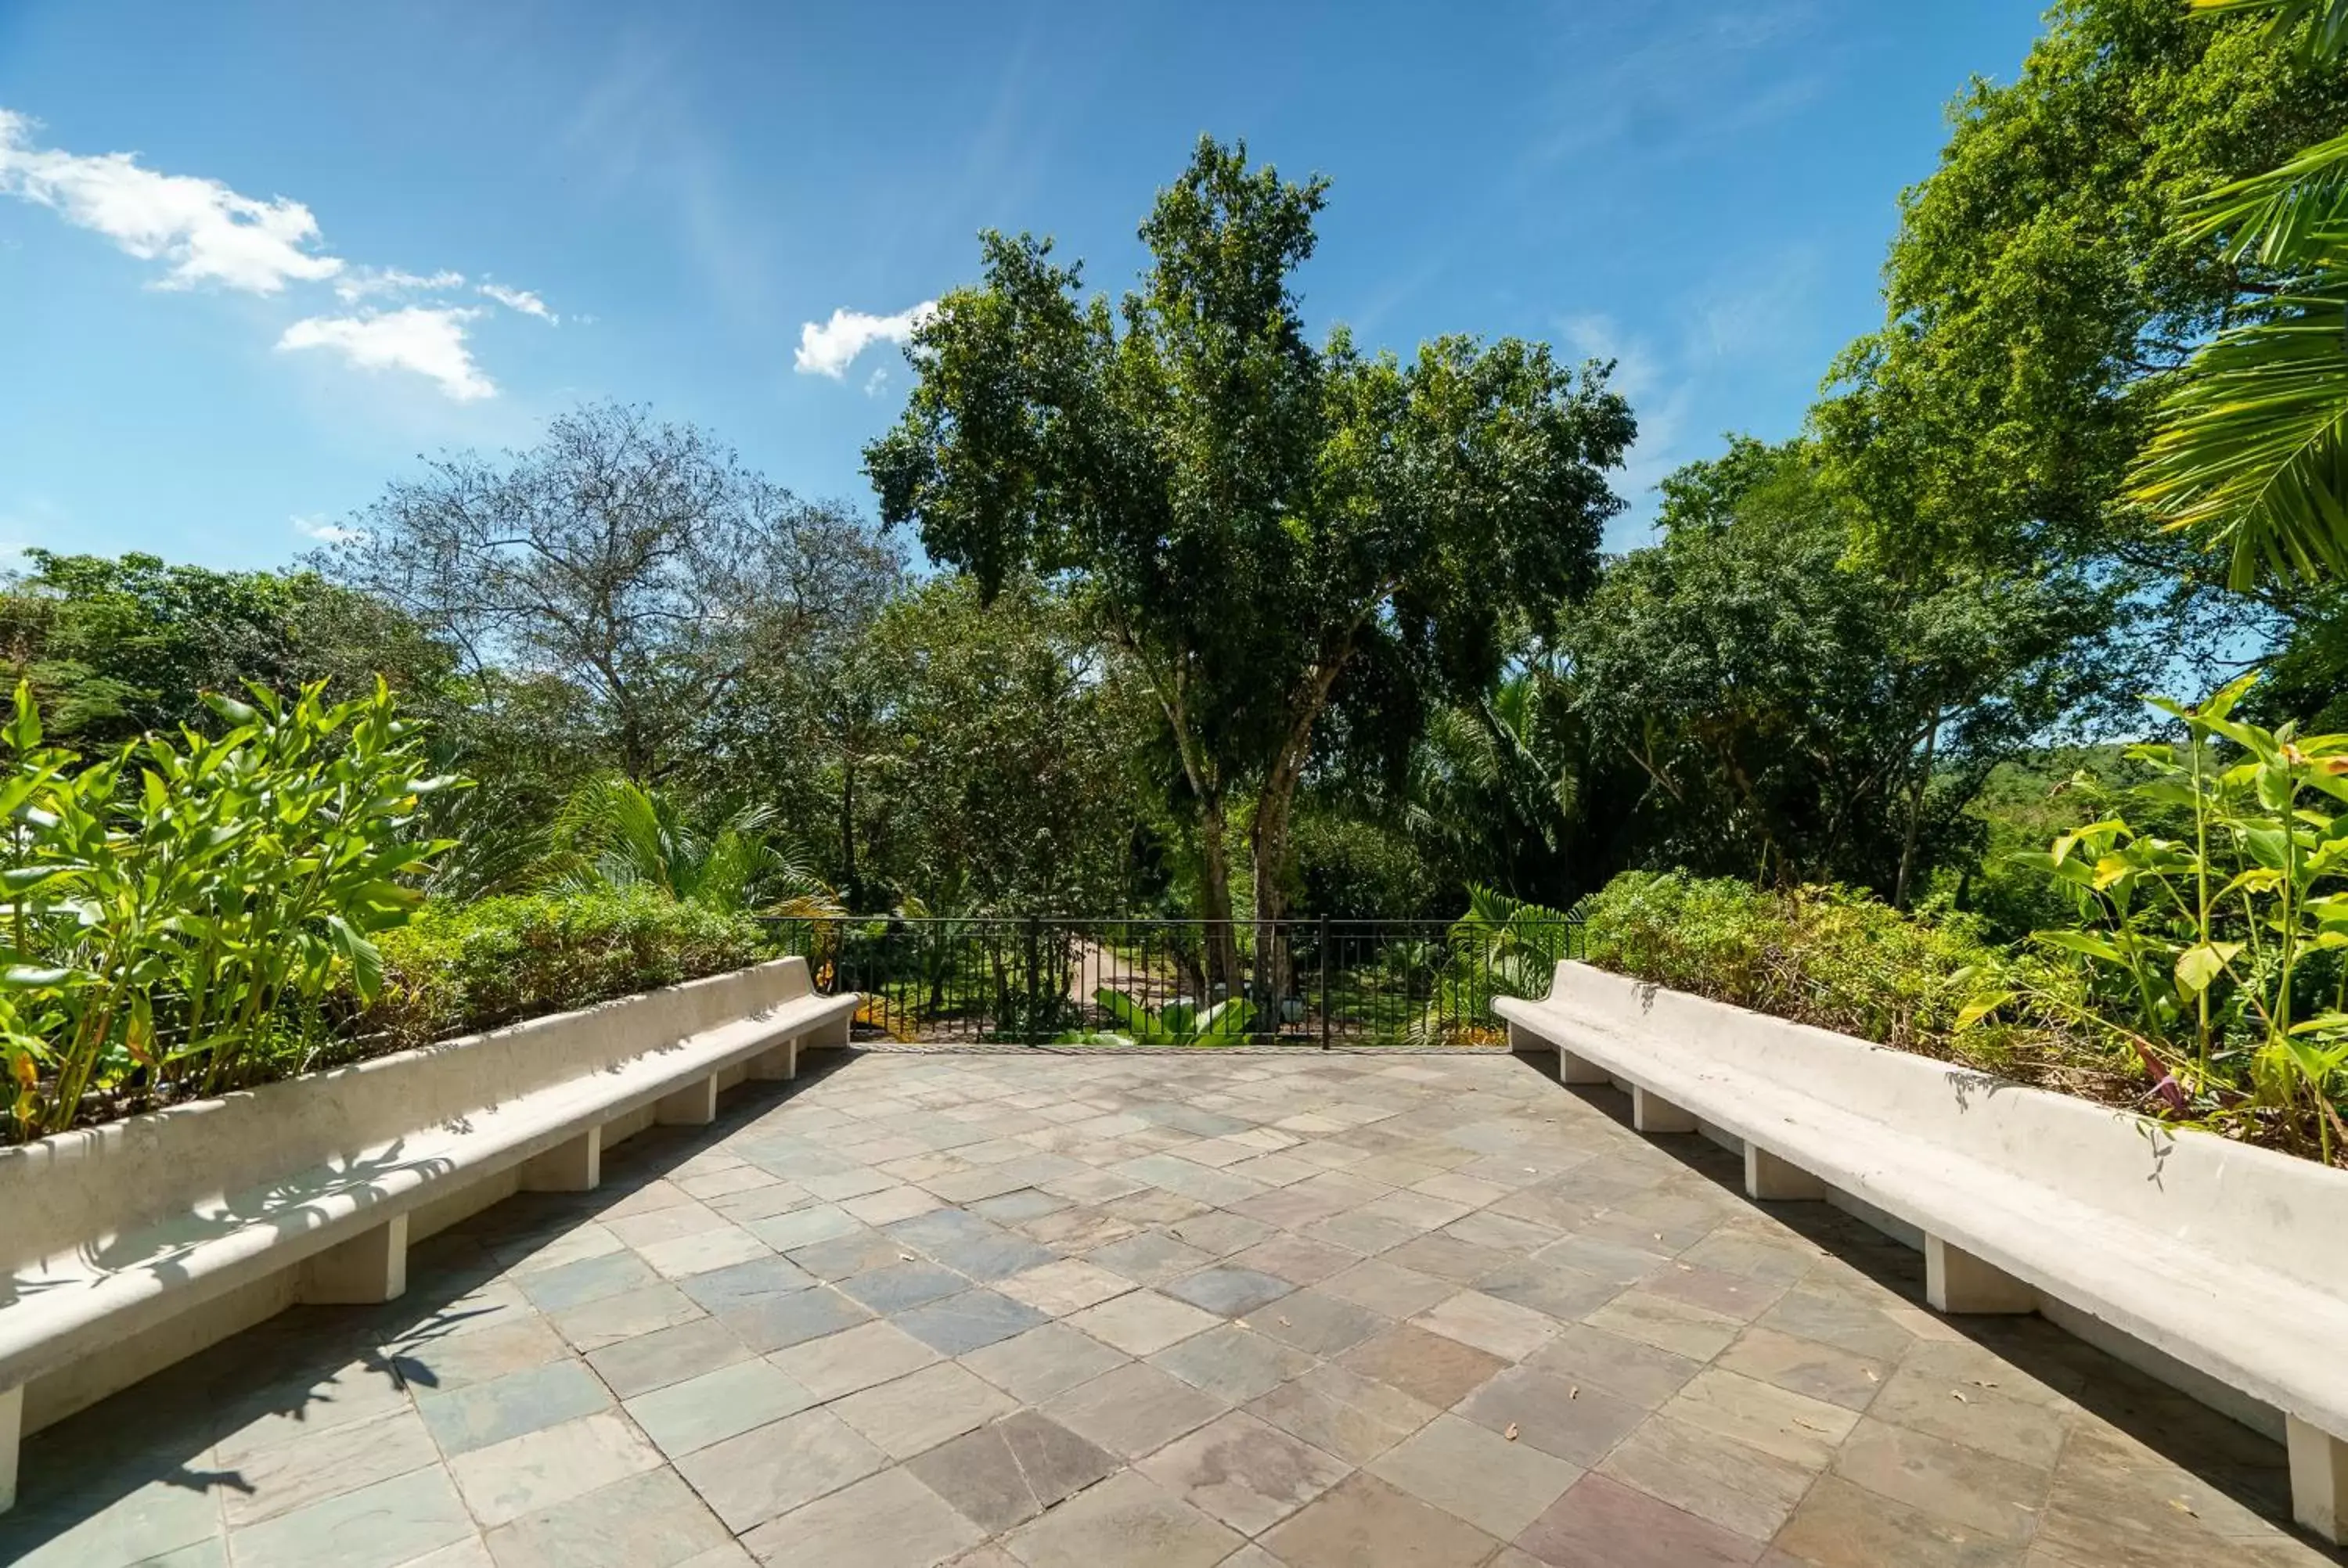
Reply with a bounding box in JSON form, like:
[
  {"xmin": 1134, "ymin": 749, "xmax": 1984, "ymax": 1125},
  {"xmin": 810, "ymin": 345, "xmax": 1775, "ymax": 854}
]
[
  {"xmin": 1497, "ymin": 960, "xmax": 2348, "ymax": 1545},
  {"xmin": 0, "ymin": 956, "xmax": 858, "ymax": 1512}
]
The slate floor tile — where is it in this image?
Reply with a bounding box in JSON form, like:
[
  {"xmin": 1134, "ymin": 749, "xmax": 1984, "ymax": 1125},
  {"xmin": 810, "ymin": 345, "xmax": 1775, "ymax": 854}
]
[
  {"xmin": 1514, "ymin": 1473, "xmax": 1766, "ymax": 1568},
  {"xmin": 515, "ymin": 1250, "xmax": 658, "ymax": 1314},
  {"xmin": 829, "ymin": 1362, "xmax": 1017, "ymax": 1458},
  {"xmin": 905, "ymin": 1411, "xmax": 1117, "ymax": 1532},
  {"xmin": 445, "ymin": 1411, "xmax": 662, "ymax": 1528},
  {"xmin": 1135, "ymin": 1409, "xmax": 1353, "ymax": 1534},
  {"xmin": 894, "ymin": 1288, "xmax": 1050, "ymax": 1354},
  {"xmin": 227, "ymin": 1466, "xmax": 474, "ymax": 1568},
  {"xmin": 415, "ymin": 1358, "xmax": 611, "ymax": 1458},
  {"xmin": 1001, "ymin": 1469, "xmax": 1241, "ymax": 1568},
  {"xmin": 585, "ymin": 1315, "xmax": 752, "ymax": 1398},
  {"xmin": 740, "ymin": 1465, "xmax": 988, "ymax": 1566},
  {"xmin": 1457, "ymin": 1365, "xmax": 1647, "ymax": 1466},
  {"xmin": 767, "ymin": 1317, "xmax": 942, "ymax": 1400},
  {"xmin": 674, "ymin": 1407, "xmax": 890, "ymax": 1532},
  {"xmin": 1253, "ymin": 1287, "xmax": 1391, "ymax": 1357},
  {"xmin": 218, "ymin": 1408, "xmax": 441, "ymax": 1528},
  {"xmin": 1084, "ymin": 1229, "xmax": 1215, "ymax": 1285},
  {"xmin": 1161, "ymin": 1265, "xmax": 1295, "ymax": 1318},
  {"xmin": 717, "ymin": 1282, "xmax": 874, "ymax": 1353},
  {"xmin": 677, "ymin": 1253, "xmax": 816, "ymax": 1314},
  {"xmin": 1043, "ymin": 1361, "xmax": 1227, "ymax": 1458},
  {"xmin": 481, "ymin": 1467, "xmax": 734, "ymax": 1568},
  {"xmin": 838, "ymin": 1259, "xmax": 971, "ymax": 1313},
  {"xmin": 959, "ymin": 1322, "xmax": 1129, "ymax": 1403},
  {"xmin": 625, "ymin": 1360, "xmax": 817, "ymax": 1457},
  {"xmin": 1367, "ymin": 1412, "xmax": 1579, "ymax": 1539},
  {"xmin": 1261, "ymin": 1471, "xmax": 1501, "ymax": 1568},
  {"xmin": 1066, "ymin": 1289, "xmax": 1220, "ymax": 1354},
  {"xmin": 1151, "ymin": 1322, "xmax": 1316, "ymax": 1404},
  {"xmin": 1340, "ymin": 1323, "xmax": 1509, "ymax": 1411}
]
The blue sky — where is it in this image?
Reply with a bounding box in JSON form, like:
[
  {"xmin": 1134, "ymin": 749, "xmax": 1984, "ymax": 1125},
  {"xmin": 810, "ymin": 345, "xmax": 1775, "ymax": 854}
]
[{"xmin": 0, "ymin": 1, "xmax": 2047, "ymax": 570}]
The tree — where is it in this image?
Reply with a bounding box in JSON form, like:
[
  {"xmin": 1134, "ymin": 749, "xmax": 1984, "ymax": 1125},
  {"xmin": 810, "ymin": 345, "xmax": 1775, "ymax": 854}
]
[
  {"xmin": 0, "ymin": 550, "xmax": 451, "ymax": 745},
  {"xmin": 866, "ymin": 137, "xmax": 1632, "ymax": 997},
  {"xmin": 1812, "ymin": 0, "xmax": 2348, "ymax": 606},
  {"xmin": 1570, "ymin": 440, "xmax": 2139, "ymax": 904},
  {"xmin": 320, "ymin": 401, "xmax": 904, "ymax": 783},
  {"xmin": 859, "ymin": 575, "xmax": 1146, "ymax": 914}
]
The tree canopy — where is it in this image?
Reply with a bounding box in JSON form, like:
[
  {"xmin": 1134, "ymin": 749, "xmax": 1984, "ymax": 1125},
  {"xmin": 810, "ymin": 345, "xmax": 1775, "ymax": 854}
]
[{"xmin": 867, "ymin": 135, "xmax": 1633, "ymax": 990}]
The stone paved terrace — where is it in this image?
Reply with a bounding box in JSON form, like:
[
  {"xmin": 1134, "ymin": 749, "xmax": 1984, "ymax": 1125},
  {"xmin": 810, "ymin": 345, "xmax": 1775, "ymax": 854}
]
[{"xmin": 5, "ymin": 1049, "xmax": 2339, "ymax": 1568}]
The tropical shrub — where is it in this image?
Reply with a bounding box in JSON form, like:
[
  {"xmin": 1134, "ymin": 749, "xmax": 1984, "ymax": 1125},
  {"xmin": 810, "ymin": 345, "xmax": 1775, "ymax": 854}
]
[
  {"xmin": 358, "ymin": 886, "xmax": 768, "ymax": 1054},
  {"xmin": 1057, "ymin": 987, "xmax": 1255, "ymax": 1047},
  {"xmin": 540, "ymin": 772, "xmax": 837, "ymax": 915},
  {"xmin": 1, "ymin": 679, "xmax": 452, "ymax": 1140},
  {"xmin": 1573, "ymin": 872, "xmax": 1991, "ymax": 1052},
  {"xmin": 1970, "ymin": 677, "xmax": 2348, "ymax": 1163}
]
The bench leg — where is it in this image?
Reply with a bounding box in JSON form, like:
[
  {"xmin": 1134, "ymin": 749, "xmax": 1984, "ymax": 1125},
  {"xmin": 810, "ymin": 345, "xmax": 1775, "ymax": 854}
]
[
  {"xmin": 1631, "ymin": 1084, "xmax": 1698, "ymax": 1135},
  {"xmin": 804, "ymin": 1012, "xmax": 851, "ymax": 1052},
  {"xmin": 1745, "ymin": 1145, "xmax": 1827, "ymax": 1201},
  {"xmin": 1925, "ymin": 1235, "xmax": 2035, "ymax": 1314},
  {"xmin": 1559, "ymin": 1049, "xmax": 1609, "ymax": 1085},
  {"xmin": 1507, "ymin": 1021, "xmax": 1554, "ymax": 1056},
  {"xmin": 749, "ymin": 1039, "xmax": 798, "ymax": 1083},
  {"xmin": 0, "ymin": 1383, "xmax": 19, "ymax": 1515},
  {"xmin": 301, "ymin": 1213, "xmax": 409, "ymax": 1304},
  {"xmin": 656, "ymin": 1075, "xmax": 719, "ymax": 1127},
  {"xmin": 520, "ymin": 1126, "xmax": 601, "ymax": 1192},
  {"xmin": 2289, "ymin": 1416, "xmax": 2348, "ymax": 1545}
]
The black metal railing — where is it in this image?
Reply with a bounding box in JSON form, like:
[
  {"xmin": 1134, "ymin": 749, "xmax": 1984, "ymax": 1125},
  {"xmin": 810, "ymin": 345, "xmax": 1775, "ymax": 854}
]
[{"xmin": 762, "ymin": 915, "xmax": 1580, "ymax": 1048}]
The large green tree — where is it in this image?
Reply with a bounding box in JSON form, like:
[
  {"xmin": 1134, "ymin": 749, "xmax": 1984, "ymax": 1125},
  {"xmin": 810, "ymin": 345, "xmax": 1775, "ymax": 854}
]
[
  {"xmin": 1813, "ymin": 0, "xmax": 2348, "ymax": 611},
  {"xmin": 0, "ymin": 550, "xmax": 450, "ymax": 746},
  {"xmin": 866, "ymin": 137, "xmax": 1633, "ymax": 994},
  {"xmin": 1570, "ymin": 440, "xmax": 2140, "ymax": 904},
  {"xmin": 859, "ymin": 575, "xmax": 1146, "ymax": 915}
]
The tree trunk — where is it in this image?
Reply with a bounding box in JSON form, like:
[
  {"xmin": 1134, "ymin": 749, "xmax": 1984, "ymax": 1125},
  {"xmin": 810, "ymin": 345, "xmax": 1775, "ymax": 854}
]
[
  {"xmin": 1196, "ymin": 804, "xmax": 1242, "ymax": 1000},
  {"xmin": 1250, "ymin": 775, "xmax": 1297, "ymax": 1034},
  {"xmin": 839, "ymin": 758, "xmax": 857, "ymax": 897},
  {"xmin": 1893, "ymin": 718, "xmax": 1938, "ymax": 911},
  {"xmin": 1248, "ymin": 658, "xmax": 1346, "ymax": 1032}
]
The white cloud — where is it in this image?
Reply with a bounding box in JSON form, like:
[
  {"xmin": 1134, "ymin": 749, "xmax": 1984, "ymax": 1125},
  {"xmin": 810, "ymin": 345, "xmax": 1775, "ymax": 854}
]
[
  {"xmin": 478, "ymin": 281, "xmax": 557, "ymax": 323},
  {"xmin": 291, "ymin": 513, "xmax": 366, "ymax": 544},
  {"xmin": 794, "ymin": 301, "xmax": 935, "ymax": 379},
  {"xmin": 0, "ymin": 107, "xmax": 342, "ymax": 293},
  {"xmin": 278, "ymin": 307, "xmax": 495, "ymax": 401},
  {"xmin": 333, "ymin": 265, "xmax": 465, "ymax": 302}
]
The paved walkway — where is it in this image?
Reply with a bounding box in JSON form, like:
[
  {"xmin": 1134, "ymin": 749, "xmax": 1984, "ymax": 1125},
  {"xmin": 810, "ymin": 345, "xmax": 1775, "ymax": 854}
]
[{"xmin": 3, "ymin": 1051, "xmax": 2335, "ymax": 1566}]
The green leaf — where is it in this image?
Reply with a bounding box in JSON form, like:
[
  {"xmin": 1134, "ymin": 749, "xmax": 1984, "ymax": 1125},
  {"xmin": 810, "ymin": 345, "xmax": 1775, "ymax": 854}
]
[
  {"xmin": 1954, "ymin": 991, "xmax": 2015, "ymax": 1032},
  {"xmin": 2173, "ymin": 942, "xmax": 2242, "ymax": 996}
]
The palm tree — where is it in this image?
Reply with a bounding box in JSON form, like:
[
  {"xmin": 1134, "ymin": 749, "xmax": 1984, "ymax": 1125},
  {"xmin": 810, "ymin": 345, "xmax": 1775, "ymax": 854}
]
[
  {"xmin": 2131, "ymin": 0, "xmax": 2348, "ymax": 584},
  {"xmin": 541, "ymin": 774, "xmax": 839, "ymax": 915}
]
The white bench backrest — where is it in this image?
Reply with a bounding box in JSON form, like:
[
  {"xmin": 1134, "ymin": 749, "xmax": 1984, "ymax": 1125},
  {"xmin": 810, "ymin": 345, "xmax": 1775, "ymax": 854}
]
[
  {"xmin": 1544, "ymin": 961, "xmax": 2348, "ymax": 1300},
  {"xmin": 0, "ymin": 957, "xmax": 816, "ymax": 1279}
]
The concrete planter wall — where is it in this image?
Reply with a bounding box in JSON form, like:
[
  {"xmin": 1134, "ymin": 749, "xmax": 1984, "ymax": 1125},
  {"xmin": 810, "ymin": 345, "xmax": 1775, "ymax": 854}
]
[{"xmin": 0, "ymin": 957, "xmax": 852, "ymax": 1452}]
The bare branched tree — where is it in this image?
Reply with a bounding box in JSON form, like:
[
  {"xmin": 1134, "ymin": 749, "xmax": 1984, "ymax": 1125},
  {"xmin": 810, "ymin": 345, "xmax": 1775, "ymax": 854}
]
[{"xmin": 316, "ymin": 401, "xmax": 904, "ymax": 780}]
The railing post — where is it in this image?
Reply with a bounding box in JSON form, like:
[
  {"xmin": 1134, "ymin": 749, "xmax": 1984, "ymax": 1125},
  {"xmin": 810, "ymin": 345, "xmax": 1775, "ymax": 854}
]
[
  {"xmin": 1319, "ymin": 915, "xmax": 1331, "ymax": 1049},
  {"xmin": 1025, "ymin": 914, "xmax": 1041, "ymax": 1047}
]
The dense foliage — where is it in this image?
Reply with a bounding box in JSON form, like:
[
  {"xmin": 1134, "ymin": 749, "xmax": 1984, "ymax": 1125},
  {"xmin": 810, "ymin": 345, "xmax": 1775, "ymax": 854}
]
[
  {"xmin": 359, "ymin": 887, "xmax": 767, "ymax": 1056},
  {"xmin": 2, "ymin": 680, "xmax": 452, "ymax": 1139}
]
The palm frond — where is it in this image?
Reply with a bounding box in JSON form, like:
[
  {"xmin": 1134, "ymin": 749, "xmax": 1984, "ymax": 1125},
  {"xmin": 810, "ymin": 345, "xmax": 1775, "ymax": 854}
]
[
  {"xmin": 2191, "ymin": 0, "xmax": 2348, "ymax": 59},
  {"xmin": 2184, "ymin": 127, "xmax": 2348, "ymax": 265},
  {"xmin": 2130, "ymin": 288, "xmax": 2348, "ymax": 586}
]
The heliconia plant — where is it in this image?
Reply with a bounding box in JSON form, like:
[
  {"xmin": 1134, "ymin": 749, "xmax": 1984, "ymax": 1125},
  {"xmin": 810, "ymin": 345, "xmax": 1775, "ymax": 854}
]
[
  {"xmin": 1963, "ymin": 674, "xmax": 2348, "ymax": 1164},
  {"xmin": 0, "ymin": 678, "xmax": 459, "ymax": 1141}
]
